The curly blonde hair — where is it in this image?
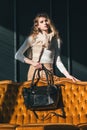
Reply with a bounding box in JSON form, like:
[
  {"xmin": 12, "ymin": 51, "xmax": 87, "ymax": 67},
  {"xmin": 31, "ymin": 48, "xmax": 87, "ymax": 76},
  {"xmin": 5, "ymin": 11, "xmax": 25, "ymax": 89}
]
[{"xmin": 30, "ymin": 13, "xmax": 60, "ymax": 39}]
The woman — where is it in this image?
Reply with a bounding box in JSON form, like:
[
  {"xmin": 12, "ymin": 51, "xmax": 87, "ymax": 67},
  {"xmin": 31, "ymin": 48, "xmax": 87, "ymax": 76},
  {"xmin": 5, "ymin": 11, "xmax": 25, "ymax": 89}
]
[{"xmin": 15, "ymin": 13, "xmax": 78, "ymax": 82}]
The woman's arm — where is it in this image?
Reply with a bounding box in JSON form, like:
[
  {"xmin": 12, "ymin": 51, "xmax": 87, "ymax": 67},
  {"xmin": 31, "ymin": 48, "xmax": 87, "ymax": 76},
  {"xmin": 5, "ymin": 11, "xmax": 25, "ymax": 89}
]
[
  {"xmin": 56, "ymin": 39, "xmax": 79, "ymax": 81},
  {"xmin": 56, "ymin": 56, "xmax": 72, "ymax": 78},
  {"xmin": 15, "ymin": 36, "xmax": 42, "ymax": 69},
  {"xmin": 15, "ymin": 37, "xmax": 33, "ymax": 63},
  {"xmin": 15, "ymin": 38, "xmax": 28, "ymax": 62}
]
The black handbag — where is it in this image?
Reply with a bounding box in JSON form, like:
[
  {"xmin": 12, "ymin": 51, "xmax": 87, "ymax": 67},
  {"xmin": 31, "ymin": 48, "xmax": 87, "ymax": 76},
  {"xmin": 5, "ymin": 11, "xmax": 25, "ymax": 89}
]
[{"xmin": 22, "ymin": 65, "xmax": 61, "ymax": 111}]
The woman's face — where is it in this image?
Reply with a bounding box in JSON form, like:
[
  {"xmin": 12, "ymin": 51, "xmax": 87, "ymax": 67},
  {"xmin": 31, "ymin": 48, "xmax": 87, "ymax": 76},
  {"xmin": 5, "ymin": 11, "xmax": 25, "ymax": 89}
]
[{"xmin": 37, "ymin": 17, "xmax": 50, "ymax": 33}]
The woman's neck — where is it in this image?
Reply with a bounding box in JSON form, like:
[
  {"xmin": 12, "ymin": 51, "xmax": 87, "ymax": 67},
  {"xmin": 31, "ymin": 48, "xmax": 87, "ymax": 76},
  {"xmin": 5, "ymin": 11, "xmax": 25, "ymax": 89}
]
[{"xmin": 42, "ymin": 30, "xmax": 48, "ymax": 34}]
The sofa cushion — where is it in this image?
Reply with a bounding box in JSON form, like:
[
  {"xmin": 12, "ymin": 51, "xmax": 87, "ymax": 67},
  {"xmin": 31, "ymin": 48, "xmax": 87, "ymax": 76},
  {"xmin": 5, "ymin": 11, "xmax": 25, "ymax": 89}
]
[
  {"xmin": 78, "ymin": 123, "xmax": 87, "ymax": 130},
  {"xmin": 0, "ymin": 79, "xmax": 87, "ymax": 125},
  {"xmin": 0, "ymin": 123, "xmax": 18, "ymax": 130},
  {"xmin": 16, "ymin": 123, "xmax": 79, "ymax": 130}
]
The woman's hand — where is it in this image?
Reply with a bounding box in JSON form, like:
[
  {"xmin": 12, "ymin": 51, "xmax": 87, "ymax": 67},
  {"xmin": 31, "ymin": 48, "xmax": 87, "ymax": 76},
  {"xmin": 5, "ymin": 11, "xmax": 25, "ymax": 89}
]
[
  {"xmin": 66, "ymin": 75, "xmax": 80, "ymax": 82},
  {"xmin": 32, "ymin": 62, "xmax": 42, "ymax": 70}
]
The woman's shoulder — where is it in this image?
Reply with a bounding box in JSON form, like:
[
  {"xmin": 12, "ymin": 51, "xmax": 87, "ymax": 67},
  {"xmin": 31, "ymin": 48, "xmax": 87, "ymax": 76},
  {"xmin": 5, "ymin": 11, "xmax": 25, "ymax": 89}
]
[
  {"xmin": 27, "ymin": 34, "xmax": 39, "ymax": 42},
  {"xmin": 26, "ymin": 35, "xmax": 35, "ymax": 46},
  {"xmin": 27, "ymin": 35, "xmax": 33, "ymax": 42}
]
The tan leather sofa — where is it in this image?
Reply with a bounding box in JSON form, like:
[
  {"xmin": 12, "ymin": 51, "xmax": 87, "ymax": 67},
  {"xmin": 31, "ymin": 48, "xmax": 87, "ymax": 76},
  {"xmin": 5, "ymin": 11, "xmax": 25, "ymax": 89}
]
[{"xmin": 0, "ymin": 77, "xmax": 87, "ymax": 130}]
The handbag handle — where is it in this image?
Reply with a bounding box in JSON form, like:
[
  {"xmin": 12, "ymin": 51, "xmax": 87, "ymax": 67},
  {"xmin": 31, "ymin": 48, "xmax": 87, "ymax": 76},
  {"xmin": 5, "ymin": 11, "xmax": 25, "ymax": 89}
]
[
  {"xmin": 30, "ymin": 64, "xmax": 53, "ymax": 87},
  {"xmin": 30, "ymin": 46, "xmax": 54, "ymax": 87},
  {"xmin": 41, "ymin": 64, "xmax": 54, "ymax": 85}
]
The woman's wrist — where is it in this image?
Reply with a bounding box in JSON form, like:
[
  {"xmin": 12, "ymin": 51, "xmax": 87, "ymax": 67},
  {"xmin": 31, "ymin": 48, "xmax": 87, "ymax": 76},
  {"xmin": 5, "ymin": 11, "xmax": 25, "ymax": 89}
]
[
  {"xmin": 24, "ymin": 57, "xmax": 34, "ymax": 65},
  {"xmin": 63, "ymin": 70, "xmax": 71, "ymax": 78}
]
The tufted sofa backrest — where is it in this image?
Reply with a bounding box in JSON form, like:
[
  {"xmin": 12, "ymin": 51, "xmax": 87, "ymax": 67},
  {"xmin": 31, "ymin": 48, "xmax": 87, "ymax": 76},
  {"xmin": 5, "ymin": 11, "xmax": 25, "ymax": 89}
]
[{"xmin": 0, "ymin": 78, "xmax": 87, "ymax": 125}]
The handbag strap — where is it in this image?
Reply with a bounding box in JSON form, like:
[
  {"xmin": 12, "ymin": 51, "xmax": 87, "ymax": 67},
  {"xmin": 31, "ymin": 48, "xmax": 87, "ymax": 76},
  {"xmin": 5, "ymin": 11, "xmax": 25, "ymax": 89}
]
[
  {"xmin": 31, "ymin": 46, "xmax": 54, "ymax": 87},
  {"xmin": 42, "ymin": 64, "xmax": 54, "ymax": 85},
  {"xmin": 33, "ymin": 111, "xmax": 66, "ymax": 120},
  {"xmin": 38, "ymin": 46, "xmax": 44, "ymax": 62},
  {"xmin": 30, "ymin": 64, "xmax": 51, "ymax": 87}
]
